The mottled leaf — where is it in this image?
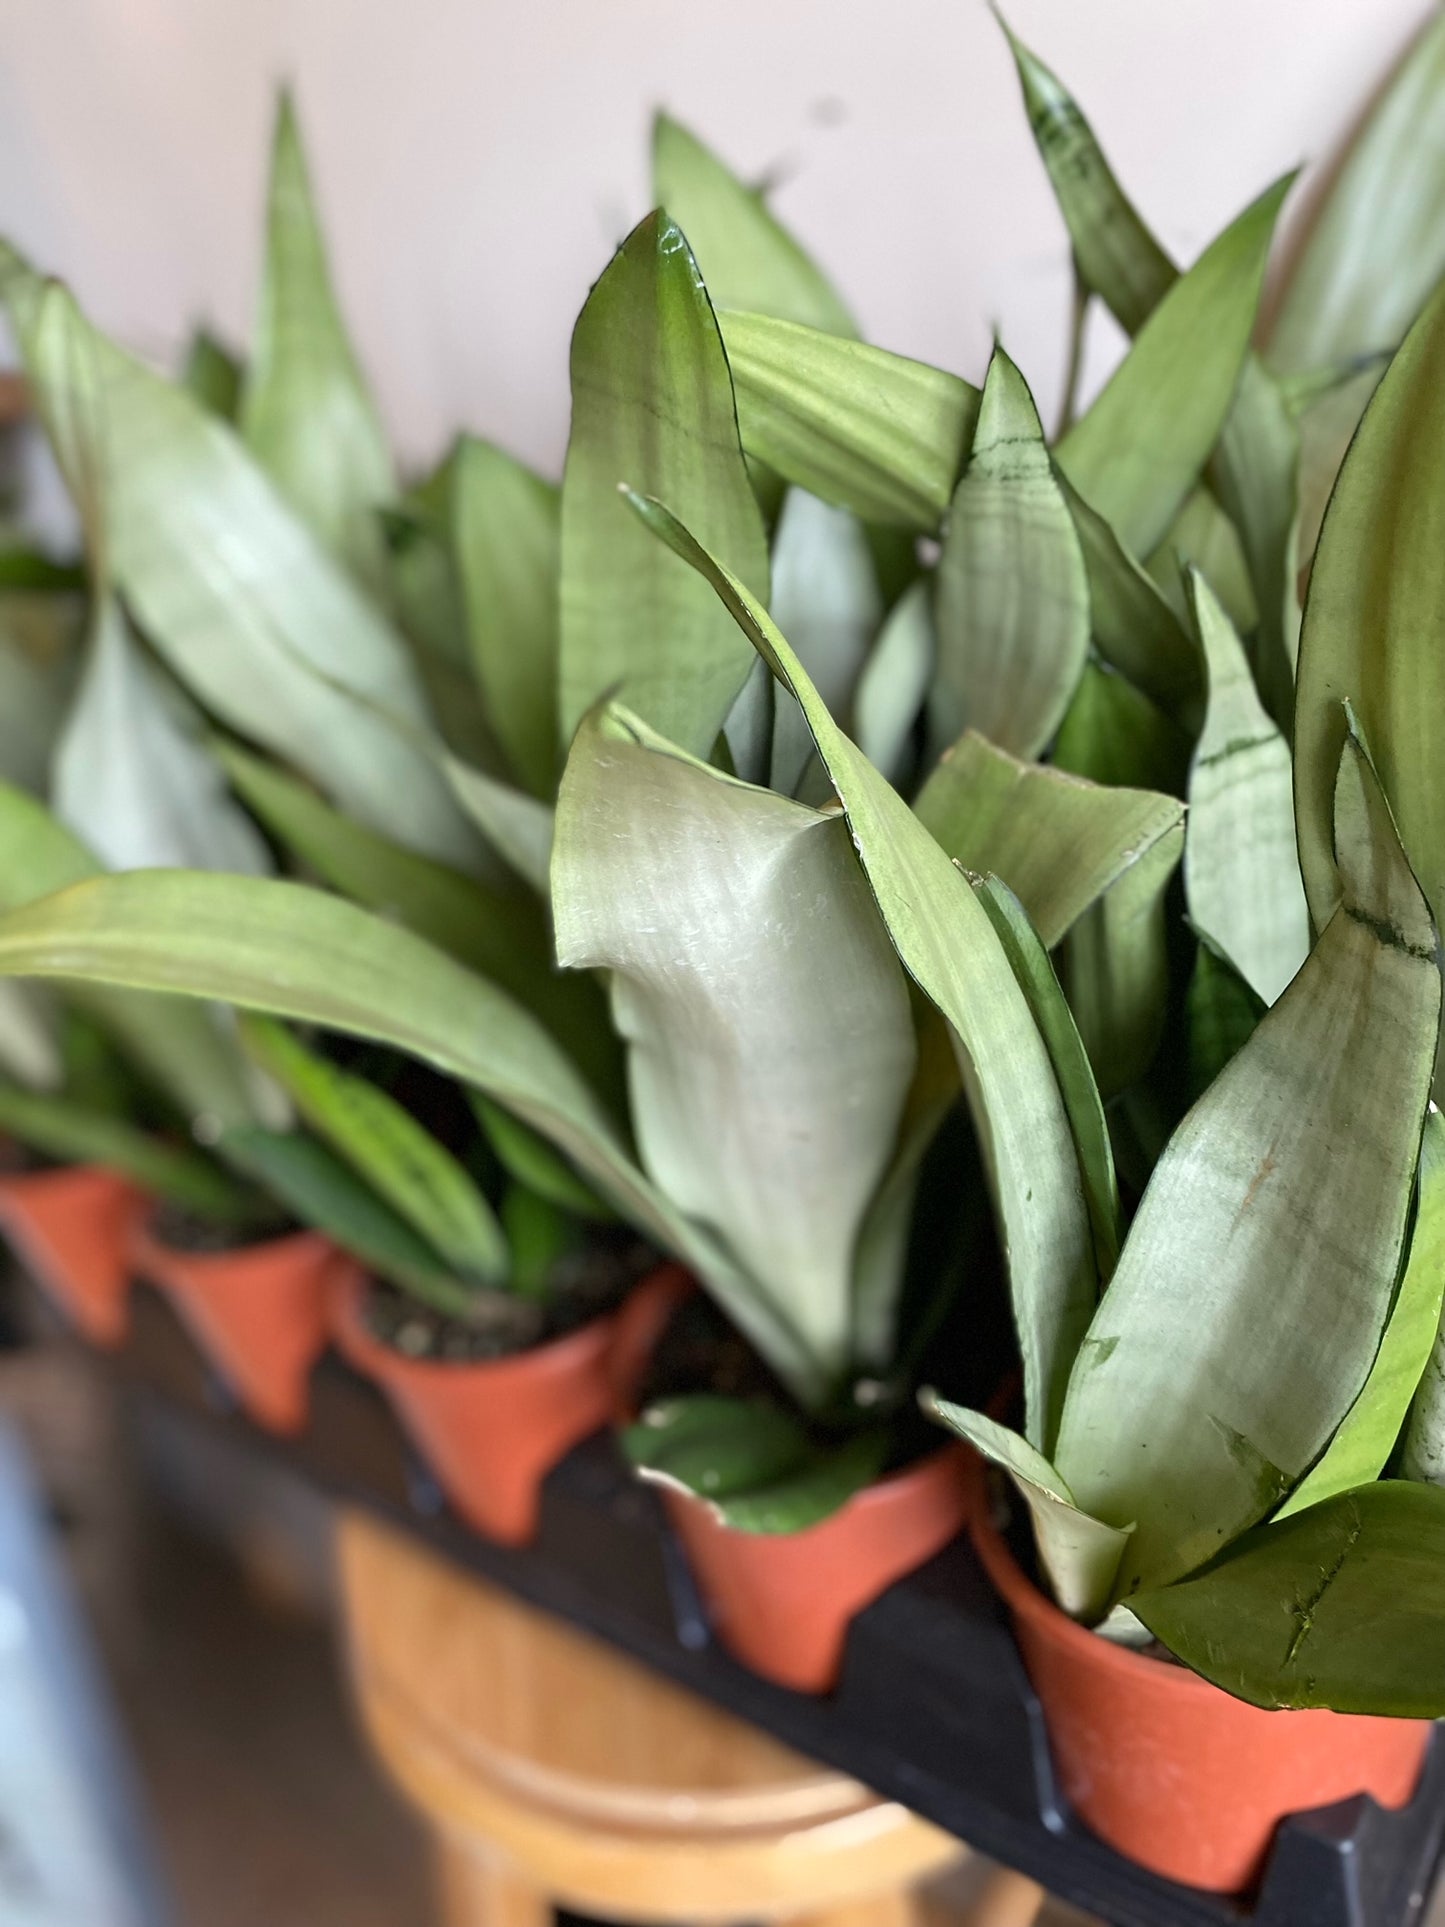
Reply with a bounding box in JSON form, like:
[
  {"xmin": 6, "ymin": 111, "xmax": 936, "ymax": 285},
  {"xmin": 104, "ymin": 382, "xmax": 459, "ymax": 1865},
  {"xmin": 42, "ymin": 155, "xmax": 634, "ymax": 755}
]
[
  {"xmin": 717, "ymin": 309, "xmax": 978, "ymax": 530},
  {"xmin": 553, "ymin": 704, "xmax": 915, "ymax": 1398},
  {"xmin": 1055, "ymin": 727, "xmax": 1441, "ymax": 1597},
  {"xmin": 1183, "ymin": 570, "xmax": 1308, "ymax": 1005},
  {"xmin": 931, "ymin": 346, "xmax": 1088, "ymax": 761},
  {"xmin": 558, "ymin": 212, "xmax": 768, "ymax": 757},
  {"xmin": 627, "ymin": 491, "xmax": 1094, "ymax": 1453},
  {"xmin": 1057, "ymin": 179, "xmax": 1289, "ymax": 559},
  {"xmin": 916, "ymin": 729, "xmax": 1182, "ymax": 951}
]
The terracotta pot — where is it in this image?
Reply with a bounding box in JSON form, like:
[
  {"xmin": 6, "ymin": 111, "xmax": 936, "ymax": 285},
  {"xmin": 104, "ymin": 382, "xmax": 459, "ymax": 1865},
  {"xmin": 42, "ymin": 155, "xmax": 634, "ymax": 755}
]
[
  {"xmin": 0, "ymin": 1164, "xmax": 148, "ymax": 1346},
  {"xmin": 133, "ymin": 1221, "xmax": 353, "ymax": 1435},
  {"xmin": 971, "ymin": 1493, "xmax": 1430, "ymax": 1893},
  {"xmin": 332, "ymin": 1267, "xmax": 686, "ymax": 1546},
  {"xmin": 662, "ymin": 1445, "xmax": 976, "ymax": 1695}
]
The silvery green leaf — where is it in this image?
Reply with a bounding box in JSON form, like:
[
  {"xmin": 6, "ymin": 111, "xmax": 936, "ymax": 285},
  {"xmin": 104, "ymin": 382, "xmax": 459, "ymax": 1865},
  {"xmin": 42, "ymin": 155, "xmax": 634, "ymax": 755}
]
[
  {"xmin": 1055, "ymin": 725, "xmax": 1441, "ymax": 1597},
  {"xmin": 853, "ymin": 578, "xmax": 933, "ymax": 788},
  {"xmin": 54, "ymin": 595, "xmax": 271, "ymax": 876},
  {"xmin": 0, "ymin": 779, "xmax": 257, "ymax": 1131},
  {"xmin": 558, "ymin": 212, "xmax": 768, "ymax": 759},
  {"xmin": 1183, "ymin": 569, "xmax": 1308, "ymax": 1005},
  {"xmin": 626, "ymin": 491, "xmax": 1094, "ymax": 1453},
  {"xmin": 721, "ymin": 654, "xmax": 775, "ymax": 788},
  {"xmin": 0, "ymin": 254, "xmax": 477, "ymax": 871},
  {"xmin": 1210, "ymin": 359, "xmax": 1301, "ymax": 733},
  {"xmin": 1266, "ymin": 11, "xmax": 1445, "ymax": 377},
  {"xmin": 1052, "ymin": 664, "xmax": 1187, "ymax": 1097},
  {"xmin": 1057, "ymin": 178, "xmax": 1290, "ymax": 561},
  {"xmin": 924, "ymin": 1397, "xmax": 1129, "ymax": 1622},
  {"xmin": 381, "ymin": 450, "xmax": 468, "ymax": 668},
  {"xmin": 1058, "ymin": 830, "xmax": 1182, "ymax": 1102},
  {"xmin": 1054, "ymin": 657, "xmax": 1188, "ymax": 797},
  {"xmin": 1002, "ymin": 22, "xmax": 1299, "ymax": 692},
  {"xmin": 453, "ymin": 437, "xmax": 560, "ymax": 800},
  {"xmin": 931, "ymin": 346, "xmax": 1089, "ymax": 762},
  {"xmin": 1295, "ymin": 279, "xmax": 1445, "ymax": 1078},
  {"xmin": 915, "ymin": 729, "xmax": 1182, "ymax": 951},
  {"xmin": 239, "ymin": 92, "xmax": 395, "ymax": 594},
  {"xmin": 972, "ymin": 876, "xmax": 1118, "ymax": 1282},
  {"xmin": 997, "ymin": 14, "xmax": 1172, "ymax": 337},
  {"xmin": 717, "ymin": 309, "xmax": 978, "ymax": 530},
  {"xmin": 553, "ymin": 703, "xmax": 916, "ymax": 1398},
  {"xmin": 441, "ymin": 755, "xmax": 554, "ymax": 897},
  {"xmin": 1265, "ymin": 14, "xmax": 1445, "ymax": 569},
  {"xmin": 652, "ymin": 114, "xmax": 855, "ymax": 337},
  {"xmin": 216, "ymin": 736, "xmax": 606, "ymax": 1062},
  {"xmin": 0, "ymin": 863, "xmax": 783, "ymax": 1334},
  {"xmin": 1282, "ymin": 1108, "xmax": 1445, "ymax": 1514},
  {"xmin": 767, "ymin": 486, "xmax": 881, "ymax": 793}
]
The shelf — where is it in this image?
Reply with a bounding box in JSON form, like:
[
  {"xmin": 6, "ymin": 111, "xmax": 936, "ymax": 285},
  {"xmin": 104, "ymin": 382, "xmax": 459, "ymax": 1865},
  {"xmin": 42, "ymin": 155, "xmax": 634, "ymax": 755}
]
[{"xmin": 37, "ymin": 1276, "xmax": 1445, "ymax": 1927}]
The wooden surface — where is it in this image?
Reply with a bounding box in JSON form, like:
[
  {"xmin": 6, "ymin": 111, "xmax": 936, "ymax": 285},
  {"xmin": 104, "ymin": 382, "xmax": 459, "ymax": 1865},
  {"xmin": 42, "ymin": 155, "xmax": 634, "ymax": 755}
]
[{"xmin": 337, "ymin": 1506, "xmax": 1009, "ymax": 1924}]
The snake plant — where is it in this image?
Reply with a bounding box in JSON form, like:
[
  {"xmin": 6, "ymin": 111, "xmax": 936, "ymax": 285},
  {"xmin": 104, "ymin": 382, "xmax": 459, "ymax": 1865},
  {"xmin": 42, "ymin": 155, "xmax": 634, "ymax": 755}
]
[{"xmin": 2, "ymin": 14, "xmax": 1445, "ymax": 1675}]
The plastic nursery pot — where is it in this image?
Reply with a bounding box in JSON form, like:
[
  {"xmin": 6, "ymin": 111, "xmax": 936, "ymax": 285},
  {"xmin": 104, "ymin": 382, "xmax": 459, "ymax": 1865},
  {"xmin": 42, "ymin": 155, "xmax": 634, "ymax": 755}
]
[
  {"xmin": 332, "ymin": 1265, "xmax": 689, "ymax": 1548},
  {"xmin": 970, "ymin": 1492, "xmax": 1430, "ymax": 1893},
  {"xmin": 661, "ymin": 1445, "xmax": 977, "ymax": 1696},
  {"xmin": 132, "ymin": 1219, "xmax": 355, "ymax": 1436},
  {"xmin": 0, "ymin": 1164, "xmax": 149, "ymax": 1347}
]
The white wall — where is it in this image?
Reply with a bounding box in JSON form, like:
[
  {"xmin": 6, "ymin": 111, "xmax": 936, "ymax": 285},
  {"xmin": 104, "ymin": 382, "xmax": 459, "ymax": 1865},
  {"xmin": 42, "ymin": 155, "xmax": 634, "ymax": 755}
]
[{"xmin": 0, "ymin": 0, "xmax": 1431, "ymax": 478}]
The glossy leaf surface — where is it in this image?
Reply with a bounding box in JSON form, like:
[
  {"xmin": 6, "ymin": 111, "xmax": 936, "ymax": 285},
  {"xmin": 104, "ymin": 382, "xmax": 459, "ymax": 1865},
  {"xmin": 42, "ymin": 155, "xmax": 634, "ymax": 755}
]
[
  {"xmin": 1055, "ymin": 729, "xmax": 1441, "ymax": 1597},
  {"xmin": 1056, "ymin": 179, "xmax": 1289, "ymax": 559},
  {"xmin": 718, "ymin": 309, "xmax": 978, "ymax": 530},
  {"xmin": 932, "ymin": 347, "xmax": 1088, "ymax": 760},
  {"xmin": 628, "ymin": 491, "xmax": 1094, "ymax": 1453},
  {"xmin": 0, "ymin": 256, "xmax": 475, "ymax": 869},
  {"xmin": 915, "ymin": 730, "xmax": 1182, "ymax": 951},
  {"xmin": 1133, "ymin": 1482, "xmax": 1445, "ymax": 1715},
  {"xmin": 553, "ymin": 705, "xmax": 915, "ymax": 1397},
  {"xmin": 1183, "ymin": 570, "xmax": 1308, "ymax": 1005},
  {"xmin": 558, "ymin": 212, "xmax": 768, "ymax": 758}
]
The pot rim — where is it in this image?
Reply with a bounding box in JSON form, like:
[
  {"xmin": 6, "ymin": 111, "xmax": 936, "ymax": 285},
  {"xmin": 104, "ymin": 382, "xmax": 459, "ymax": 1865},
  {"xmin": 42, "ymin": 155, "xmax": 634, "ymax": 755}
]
[
  {"xmin": 134, "ymin": 1215, "xmax": 334, "ymax": 1267},
  {"xmin": 330, "ymin": 1263, "xmax": 628, "ymax": 1386},
  {"xmin": 663, "ymin": 1434, "xmax": 974, "ymax": 1544},
  {"xmin": 972, "ymin": 1475, "xmax": 1271, "ymax": 1707}
]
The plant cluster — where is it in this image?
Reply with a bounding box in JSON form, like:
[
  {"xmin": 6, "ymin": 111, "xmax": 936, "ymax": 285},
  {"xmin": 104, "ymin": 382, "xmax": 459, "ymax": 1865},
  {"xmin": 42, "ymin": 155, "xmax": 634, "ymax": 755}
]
[{"xmin": 1, "ymin": 13, "xmax": 1445, "ymax": 1714}]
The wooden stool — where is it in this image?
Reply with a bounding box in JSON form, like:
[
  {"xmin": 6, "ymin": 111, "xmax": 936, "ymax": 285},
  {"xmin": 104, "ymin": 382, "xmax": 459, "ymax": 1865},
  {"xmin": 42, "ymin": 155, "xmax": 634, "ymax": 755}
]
[{"xmin": 336, "ymin": 1509, "xmax": 1044, "ymax": 1927}]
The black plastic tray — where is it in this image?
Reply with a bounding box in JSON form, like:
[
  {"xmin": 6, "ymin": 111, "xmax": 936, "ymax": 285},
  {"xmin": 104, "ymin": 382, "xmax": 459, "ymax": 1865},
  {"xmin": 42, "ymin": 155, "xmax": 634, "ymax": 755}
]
[{"xmin": 42, "ymin": 1279, "xmax": 1445, "ymax": 1927}]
